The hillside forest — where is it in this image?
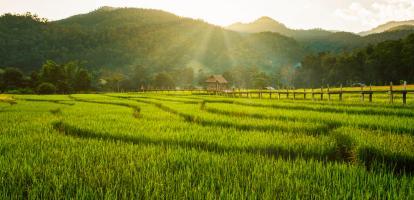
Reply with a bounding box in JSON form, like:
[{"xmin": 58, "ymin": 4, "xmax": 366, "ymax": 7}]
[{"xmin": 1, "ymin": 8, "xmax": 414, "ymax": 93}]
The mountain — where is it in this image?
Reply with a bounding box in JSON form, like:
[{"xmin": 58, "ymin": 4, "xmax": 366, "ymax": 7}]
[
  {"xmin": 227, "ymin": 16, "xmax": 333, "ymax": 40},
  {"xmin": 359, "ymin": 20, "xmax": 414, "ymax": 36},
  {"xmin": 386, "ymin": 25, "xmax": 414, "ymax": 32},
  {"xmin": 1, "ymin": 8, "xmax": 413, "ymax": 78},
  {"xmin": 0, "ymin": 7, "xmax": 305, "ymax": 74},
  {"xmin": 228, "ymin": 17, "xmax": 293, "ymax": 35},
  {"xmin": 227, "ymin": 17, "xmax": 414, "ymax": 53}
]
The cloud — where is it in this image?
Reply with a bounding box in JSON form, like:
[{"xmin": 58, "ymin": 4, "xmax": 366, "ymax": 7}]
[{"xmin": 335, "ymin": 0, "xmax": 414, "ymax": 29}]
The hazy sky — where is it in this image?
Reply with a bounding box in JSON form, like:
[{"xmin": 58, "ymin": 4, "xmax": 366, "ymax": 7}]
[{"xmin": 1, "ymin": 0, "xmax": 414, "ymax": 32}]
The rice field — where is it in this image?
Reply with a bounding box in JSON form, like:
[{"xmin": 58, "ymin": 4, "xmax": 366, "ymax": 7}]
[{"xmin": 1, "ymin": 93, "xmax": 414, "ymax": 199}]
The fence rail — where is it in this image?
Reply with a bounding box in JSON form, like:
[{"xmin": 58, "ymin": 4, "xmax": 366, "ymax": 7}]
[{"xmin": 139, "ymin": 82, "xmax": 412, "ymax": 105}]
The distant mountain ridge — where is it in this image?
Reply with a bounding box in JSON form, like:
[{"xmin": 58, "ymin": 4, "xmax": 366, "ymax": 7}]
[
  {"xmin": 227, "ymin": 16, "xmax": 414, "ymax": 53},
  {"xmin": 228, "ymin": 17, "xmax": 414, "ymax": 37},
  {"xmin": 385, "ymin": 25, "xmax": 414, "ymax": 32},
  {"xmin": 359, "ymin": 20, "xmax": 414, "ymax": 36},
  {"xmin": 228, "ymin": 16, "xmax": 293, "ymax": 35},
  {"xmin": 227, "ymin": 16, "xmax": 333, "ymax": 40}
]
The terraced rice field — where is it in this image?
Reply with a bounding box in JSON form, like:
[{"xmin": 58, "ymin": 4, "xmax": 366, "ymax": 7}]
[{"xmin": 1, "ymin": 93, "xmax": 414, "ymax": 198}]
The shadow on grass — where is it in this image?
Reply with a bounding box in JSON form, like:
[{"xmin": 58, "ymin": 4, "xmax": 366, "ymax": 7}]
[
  {"xmin": 332, "ymin": 129, "xmax": 414, "ymax": 175},
  {"xmin": 22, "ymin": 99, "xmax": 75, "ymax": 106},
  {"xmin": 133, "ymin": 98, "xmax": 331, "ymax": 135},
  {"xmin": 233, "ymin": 101, "xmax": 414, "ymax": 118},
  {"xmin": 128, "ymin": 95, "xmax": 414, "ymax": 118},
  {"xmin": 204, "ymin": 106, "xmax": 414, "ymax": 135},
  {"xmin": 51, "ymin": 120, "xmax": 338, "ymax": 163},
  {"xmin": 70, "ymin": 96, "xmax": 141, "ymax": 119},
  {"xmin": 357, "ymin": 147, "xmax": 414, "ymax": 175}
]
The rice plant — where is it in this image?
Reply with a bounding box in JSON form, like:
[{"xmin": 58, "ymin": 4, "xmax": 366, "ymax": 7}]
[{"xmin": 0, "ymin": 93, "xmax": 413, "ymax": 198}]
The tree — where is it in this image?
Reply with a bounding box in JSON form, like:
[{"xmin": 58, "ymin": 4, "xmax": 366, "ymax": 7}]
[
  {"xmin": 3, "ymin": 67, "xmax": 24, "ymax": 89},
  {"xmin": 0, "ymin": 69, "xmax": 4, "ymax": 92},
  {"xmin": 74, "ymin": 69, "xmax": 91, "ymax": 91},
  {"xmin": 110, "ymin": 73, "xmax": 126, "ymax": 92},
  {"xmin": 30, "ymin": 71, "xmax": 40, "ymax": 89},
  {"xmin": 132, "ymin": 64, "xmax": 150, "ymax": 89},
  {"xmin": 36, "ymin": 82, "xmax": 56, "ymax": 94},
  {"xmin": 222, "ymin": 71, "xmax": 234, "ymax": 87},
  {"xmin": 252, "ymin": 72, "xmax": 270, "ymax": 89},
  {"xmin": 180, "ymin": 67, "xmax": 194, "ymax": 88},
  {"xmin": 64, "ymin": 61, "xmax": 81, "ymax": 90},
  {"xmin": 153, "ymin": 72, "xmax": 175, "ymax": 89},
  {"xmin": 40, "ymin": 60, "xmax": 70, "ymax": 93}
]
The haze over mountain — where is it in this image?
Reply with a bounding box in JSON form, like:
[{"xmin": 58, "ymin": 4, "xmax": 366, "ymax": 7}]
[
  {"xmin": 227, "ymin": 16, "xmax": 333, "ymax": 40},
  {"xmin": 227, "ymin": 16, "xmax": 414, "ymax": 53},
  {"xmin": 359, "ymin": 20, "xmax": 414, "ymax": 36}
]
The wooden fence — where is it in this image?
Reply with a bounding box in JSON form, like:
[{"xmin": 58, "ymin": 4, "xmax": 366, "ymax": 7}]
[{"xmin": 139, "ymin": 82, "xmax": 413, "ymax": 105}]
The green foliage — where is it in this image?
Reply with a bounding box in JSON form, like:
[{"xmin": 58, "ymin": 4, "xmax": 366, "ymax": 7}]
[
  {"xmin": 5, "ymin": 88, "xmax": 33, "ymax": 94},
  {"xmin": 1, "ymin": 8, "xmax": 414, "ymax": 91},
  {"xmin": 153, "ymin": 72, "xmax": 175, "ymax": 89},
  {"xmin": 38, "ymin": 60, "xmax": 92, "ymax": 93},
  {"xmin": 36, "ymin": 82, "xmax": 56, "ymax": 94},
  {"xmin": 0, "ymin": 8, "xmax": 303, "ymax": 76},
  {"xmin": 74, "ymin": 69, "xmax": 91, "ymax": 91},
  {"xmin": 252, "ymin": 71, "xmax": 271, "ymax": 88},
  {"xmin": 295, "ymin": 33, "xmax": 414, "ymax": 87},
  {"xmin": 222, "ymin": 66, "xmax": 279, "ymax": 89},
  {"xmin": 2, "ymin": 67, "xmax": 25, "ymax": 90}
]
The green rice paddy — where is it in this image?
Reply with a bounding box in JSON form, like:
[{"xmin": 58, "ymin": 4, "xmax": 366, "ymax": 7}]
[{"xmin": 1, "ymin": 93, "xmax": 413, "ymax": 199}]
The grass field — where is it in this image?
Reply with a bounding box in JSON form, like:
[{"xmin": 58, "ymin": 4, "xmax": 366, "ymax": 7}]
[{"xmin": 1, "ymin": 93, "xmax": 414, "ymax": 198}]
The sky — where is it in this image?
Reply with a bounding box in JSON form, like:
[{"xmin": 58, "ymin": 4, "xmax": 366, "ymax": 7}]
[{"xmin": 1, "ymin": 0, "xmax": 414, "ymax": 33}]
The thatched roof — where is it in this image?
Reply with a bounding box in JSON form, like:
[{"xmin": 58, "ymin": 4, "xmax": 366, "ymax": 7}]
[{"xmin": 205, "ymin": 75, "xmax": 228, "ymax": 84}]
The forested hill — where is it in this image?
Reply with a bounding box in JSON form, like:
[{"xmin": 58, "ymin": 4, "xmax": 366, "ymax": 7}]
[
  {"xmin": 2, "ymin": 7, "xmax": 414, "ymax": 90},
  {"xmin": 227, "ymin": 17, "xmax": 414, "ymax": 53},
  {"xmin": 0, "ymin": 7, "xmax": 304, "ymax": 74},
  {"xmin": 294, "ymin": 33, "xmax": 414, "ymax": 87}
]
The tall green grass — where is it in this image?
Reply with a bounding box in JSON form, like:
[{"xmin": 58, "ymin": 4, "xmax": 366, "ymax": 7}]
[{"xmin": 0, "ymin": 94, "xmax": 413, "ymax": 198}]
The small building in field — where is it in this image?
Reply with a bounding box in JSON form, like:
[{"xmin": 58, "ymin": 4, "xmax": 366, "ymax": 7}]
[{"xmin": 205, "ymin": 75, "xmax": 228, "ymax": 91}]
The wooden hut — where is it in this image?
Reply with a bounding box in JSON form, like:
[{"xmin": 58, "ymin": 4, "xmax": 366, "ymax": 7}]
[{"xmin": 205, "ymin": 75, "xmax": 228, "ymax": 91}]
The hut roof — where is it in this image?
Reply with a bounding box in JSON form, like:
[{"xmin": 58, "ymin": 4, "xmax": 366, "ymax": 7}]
[{"xmin": 205, "ymin": 75, "xmax": 228, "ymax": 84}]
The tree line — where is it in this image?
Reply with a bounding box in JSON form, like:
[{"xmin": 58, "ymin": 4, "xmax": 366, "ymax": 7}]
[
  {"xmin": 294, "ymin": 34, "xmax": 414, "ymax": 87},
  {"xmin": 1, "ymin": 60, "xmax": 288, "ymax": 93},
  {"xmin": 0, "ymin": 60, "xmax": 92, "ymax": 94}
]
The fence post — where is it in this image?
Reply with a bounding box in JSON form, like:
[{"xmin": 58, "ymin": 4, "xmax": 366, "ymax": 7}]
[
  {"xmin": 304, "ymin": 89, "xmax": 306, "ymax": 100},
  {"xmin": 320, "ymin": 86, "xmax": 324, "ymax": 101},
  {"xmin": 269, "ymin": 91, "xmax": 272, "ymax": 99},
  {"xmin": 327, "ymin": 84, "xmax": 331, "ymax": 101},
  {"xmin": 286, "ymin": 88, "xmax": 289, "ymax": 99},
  {"xmin": 259, "ymin": 90, "xmax": 262, "ymax": 99},
  {"xmin": 389, "ymin": 82, "xmax": 394, "ymax": 104},
  {"xmin": 361, "ymin": 85, "xmax": 365, "ymax": 102},
  {"xmin": 293, "ymin": 87, "xmax": 296, "ymax": 100},
  {"xmin": 312, "ymin": 88, "xmax": 315, "ymax": 101},
  {"xmin": 369, "ymin": 84, "xmax": 373, "ymax": 103},
  {"xmin": 339, "ymin": 84, "xmax": 343, "ymax": 101},
  {"xmin": 403, "ymin": 81, "xmax": 407, "ymax": 105}
]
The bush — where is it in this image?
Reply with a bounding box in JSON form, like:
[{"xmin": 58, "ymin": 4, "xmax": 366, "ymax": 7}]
[
  {"xmin": 37, "ymin": 82, "xmax": 56, "ymax": 94},
  {"xmin": 5, "ymin": 88, "xmax": 34, "ymax": 94}
]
